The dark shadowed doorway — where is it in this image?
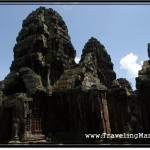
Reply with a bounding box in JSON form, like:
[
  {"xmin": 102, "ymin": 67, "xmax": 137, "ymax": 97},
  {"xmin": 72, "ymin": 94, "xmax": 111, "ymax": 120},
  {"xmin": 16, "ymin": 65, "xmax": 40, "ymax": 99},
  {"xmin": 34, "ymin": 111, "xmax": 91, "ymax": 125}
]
[{"xmin": 2, "ymin": 108, "xmax": 13, "ymax": 141}]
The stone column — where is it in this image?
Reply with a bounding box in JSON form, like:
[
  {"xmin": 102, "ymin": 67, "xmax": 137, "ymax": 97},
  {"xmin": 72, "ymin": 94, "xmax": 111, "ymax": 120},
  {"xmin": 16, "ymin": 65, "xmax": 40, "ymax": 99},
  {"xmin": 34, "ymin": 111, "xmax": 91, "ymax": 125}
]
[
  {"xmin": 23, "ymin": 100, "xmax": 32, "ymax": 141},
  {"xmin": 100, "ymin": 92, "xmax": 111, "ymax": 134},
  {"xmin": 12, "ymin": 118, "xmax": 20, "ymax": 141}
]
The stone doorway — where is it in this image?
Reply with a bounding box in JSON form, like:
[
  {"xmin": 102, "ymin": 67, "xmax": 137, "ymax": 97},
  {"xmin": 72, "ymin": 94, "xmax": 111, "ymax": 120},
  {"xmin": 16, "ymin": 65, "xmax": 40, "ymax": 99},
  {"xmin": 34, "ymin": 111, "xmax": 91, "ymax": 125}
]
[{"xmin": 2, "ymin": 108, "xmax": 13, "ymax": 141}]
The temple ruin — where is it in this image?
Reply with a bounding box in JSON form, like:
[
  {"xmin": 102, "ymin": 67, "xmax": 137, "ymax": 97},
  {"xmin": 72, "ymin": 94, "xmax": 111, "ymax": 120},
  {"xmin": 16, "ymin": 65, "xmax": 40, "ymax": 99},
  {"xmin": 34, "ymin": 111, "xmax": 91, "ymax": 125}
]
[{"xmin": 0, "ymin": 7, "xmax": 149, "ymax": 144}]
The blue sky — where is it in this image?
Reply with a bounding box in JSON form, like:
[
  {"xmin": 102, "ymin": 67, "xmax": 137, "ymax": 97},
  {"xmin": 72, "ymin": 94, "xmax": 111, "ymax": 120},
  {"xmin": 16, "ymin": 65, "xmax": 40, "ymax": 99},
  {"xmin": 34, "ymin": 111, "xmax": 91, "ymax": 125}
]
[{"xmin": 0, "ymin": 4, "xmax": 150, "ymax": 90}]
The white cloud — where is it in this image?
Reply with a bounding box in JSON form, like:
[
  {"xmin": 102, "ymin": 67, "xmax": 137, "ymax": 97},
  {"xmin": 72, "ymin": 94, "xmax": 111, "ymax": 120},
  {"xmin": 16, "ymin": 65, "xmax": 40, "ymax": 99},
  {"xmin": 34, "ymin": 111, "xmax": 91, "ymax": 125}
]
[
  {"xmin": 120, "ymin": 53, "xmax": 142, "ymax": 78},
  {"xmin": 75, "ymin": 56, "xmax": 80, "ymax": 64},
  {"xmin": 140, "ymin": 61, "xmax": 143, "ymax": 65}
]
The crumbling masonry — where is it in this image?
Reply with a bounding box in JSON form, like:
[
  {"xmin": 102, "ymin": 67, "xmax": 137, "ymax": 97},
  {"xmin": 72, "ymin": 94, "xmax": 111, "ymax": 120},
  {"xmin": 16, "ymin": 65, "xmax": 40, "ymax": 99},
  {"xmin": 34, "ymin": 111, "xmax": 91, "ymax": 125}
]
[{"xmin": 0, "ymin": 7, "xmax": 149, "ymax": 144}]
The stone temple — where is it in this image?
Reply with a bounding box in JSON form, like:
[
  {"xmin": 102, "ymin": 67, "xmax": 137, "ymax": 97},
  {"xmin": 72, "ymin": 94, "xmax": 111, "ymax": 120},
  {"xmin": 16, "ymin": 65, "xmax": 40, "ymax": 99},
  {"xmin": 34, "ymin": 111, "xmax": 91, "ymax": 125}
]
[{"xmin": 0, "ymin": 7, "xmax": 149, "ymax": 144}]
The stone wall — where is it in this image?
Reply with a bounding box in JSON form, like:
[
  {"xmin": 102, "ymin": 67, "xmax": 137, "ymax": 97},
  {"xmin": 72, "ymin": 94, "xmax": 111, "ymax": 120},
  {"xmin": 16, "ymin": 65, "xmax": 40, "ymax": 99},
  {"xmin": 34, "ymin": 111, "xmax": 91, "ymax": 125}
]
[
  {"xmin": 108, "ymin": 78, "xmax": 141, "ymax": 134},
  {"xmin": 136, "ymin": 46, "xmax": 150, "ymax": 133},
  {"xmin": 47, "ymin": 88, "xmax": 109, "ymax": 143}
]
